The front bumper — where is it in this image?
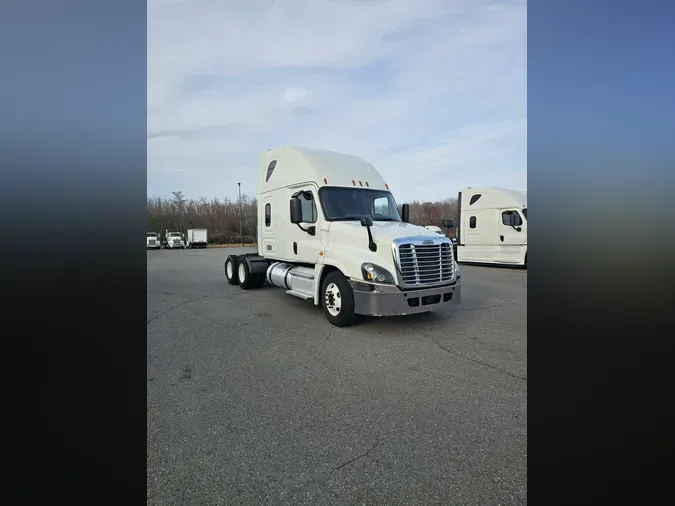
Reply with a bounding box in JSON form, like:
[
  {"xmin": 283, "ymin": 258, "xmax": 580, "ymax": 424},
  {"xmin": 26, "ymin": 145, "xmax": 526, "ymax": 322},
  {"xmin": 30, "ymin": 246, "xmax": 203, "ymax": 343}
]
[{"xmin": 350, "ymin": 278, "xmax": 462, "ymax": 316}]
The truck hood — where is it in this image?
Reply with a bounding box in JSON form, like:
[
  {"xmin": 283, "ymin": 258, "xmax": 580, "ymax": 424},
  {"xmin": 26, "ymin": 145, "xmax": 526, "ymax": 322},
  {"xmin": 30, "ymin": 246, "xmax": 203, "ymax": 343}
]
[{"xmin": 327, "ymin": 221, "xmax": 440, "ymax": 249}]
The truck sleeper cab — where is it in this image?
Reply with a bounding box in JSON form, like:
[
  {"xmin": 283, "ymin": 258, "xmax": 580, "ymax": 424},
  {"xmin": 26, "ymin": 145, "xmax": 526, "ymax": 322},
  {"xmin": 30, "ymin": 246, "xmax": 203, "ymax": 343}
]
[
  {"xmin": 455, "ymin": 186, "xmax": 527, "ymax": 267},
  {"xmin": 224, "ymin": 146, "xmax": 461, "ymax": 327}
]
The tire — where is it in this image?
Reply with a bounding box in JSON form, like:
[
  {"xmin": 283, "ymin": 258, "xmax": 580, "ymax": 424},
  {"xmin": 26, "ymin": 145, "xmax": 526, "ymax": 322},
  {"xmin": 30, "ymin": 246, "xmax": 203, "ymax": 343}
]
[
  {"xmin": 321, "ymin": 270, "xmax": 358, "ymax": 327},
  {"xmin": 225, "ymin": 255, "xmax": 239, "ymax": 285},
  {"xmin": 237, "ymin": 256, "xmax": 256, "ymax": 290}
]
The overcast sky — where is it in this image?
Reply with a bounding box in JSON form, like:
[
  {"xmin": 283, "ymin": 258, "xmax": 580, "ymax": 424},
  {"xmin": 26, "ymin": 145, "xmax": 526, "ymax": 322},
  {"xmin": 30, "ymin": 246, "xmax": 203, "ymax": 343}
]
[{"xmin": 147, "ymin": 0, "xmax": 526, "ymax": 202}]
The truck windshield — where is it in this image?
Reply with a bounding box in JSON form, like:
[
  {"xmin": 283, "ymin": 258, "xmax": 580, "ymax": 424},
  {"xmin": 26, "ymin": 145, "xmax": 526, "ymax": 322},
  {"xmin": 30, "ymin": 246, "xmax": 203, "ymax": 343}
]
[
  {"xmin": 147, "ymin": 233, "xmax": 157, "ymax": 237},
  {"xmin": 169, "ymin": 233, "xmax": 181, "ymax": 237},
  {"xmin": 522, "ymin": 208, "xmax": 527, "ymax": 220},
  {"xmin": 319, "ymin": 187, "xmax": 401, "ymax": 222}
]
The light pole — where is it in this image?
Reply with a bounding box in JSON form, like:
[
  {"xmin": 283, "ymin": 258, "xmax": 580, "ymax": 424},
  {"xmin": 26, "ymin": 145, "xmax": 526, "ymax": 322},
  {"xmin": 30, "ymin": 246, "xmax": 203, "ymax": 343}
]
[{"xmin": 238, "ymin": 182, "xmax": 243, "ymax": 247}]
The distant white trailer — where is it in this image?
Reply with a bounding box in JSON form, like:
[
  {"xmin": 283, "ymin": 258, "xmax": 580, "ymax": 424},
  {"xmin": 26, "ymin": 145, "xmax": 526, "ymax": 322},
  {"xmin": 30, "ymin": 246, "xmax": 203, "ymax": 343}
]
[
  {"xmin": 456, "ymin": 187, "xmax": 527, "ymax": 266},
  {"xmin": 187, "ymin": 229, "xmax": 208, "ymax": 249}
]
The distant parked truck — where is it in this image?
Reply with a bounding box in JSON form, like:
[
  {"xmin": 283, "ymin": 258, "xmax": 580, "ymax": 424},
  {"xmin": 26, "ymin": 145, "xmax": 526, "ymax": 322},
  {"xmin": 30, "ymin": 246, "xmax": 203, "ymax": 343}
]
[
  {"xmin": 146, "ymin": 232, "xmax": 161, "ymax": 250},
  {"xmin": 453, "ymin": 186, "xmax": 527, "ymax": 267},
  {"xmin": 163, "ymin": 230, "xmax": 185, "ymax": 250},
  {"xmin": 186, "ymin": 229, "xmax": 208, "ymax": 249}
]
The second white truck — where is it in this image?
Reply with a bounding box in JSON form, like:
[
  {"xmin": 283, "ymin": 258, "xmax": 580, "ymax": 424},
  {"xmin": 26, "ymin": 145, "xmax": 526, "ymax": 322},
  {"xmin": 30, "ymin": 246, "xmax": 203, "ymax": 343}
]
[
  {"xmin": 224, "ymin": 146, "xmax": 462, "ymax": 327},
  {"xmin": 163, "ymin": 230, "xmax": 185, "ymax": 250},
  {"xmin": 453, "ymin": 186, "xmax": 527, "ymax": 267}
]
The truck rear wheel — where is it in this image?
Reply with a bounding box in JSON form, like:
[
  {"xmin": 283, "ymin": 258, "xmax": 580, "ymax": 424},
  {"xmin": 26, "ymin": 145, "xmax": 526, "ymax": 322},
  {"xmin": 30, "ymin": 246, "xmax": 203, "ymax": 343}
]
[
  {"xmin": 225, "ymin": 255, "xmax": 239, "ymax": 285},
  {"xmin": 237, "ymin": 256, "xmax": 256, "ymax": 290},
  {"xmin": 321, "ymin": 271, "xmax": 357, "ymax": 327}
]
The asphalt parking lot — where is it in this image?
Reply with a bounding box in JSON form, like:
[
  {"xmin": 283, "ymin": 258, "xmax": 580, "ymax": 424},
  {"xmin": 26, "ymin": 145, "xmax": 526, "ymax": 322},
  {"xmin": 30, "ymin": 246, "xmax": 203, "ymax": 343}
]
[{"xmin": 147, "ymin": 247, "xmax": 527, "ymax": 506}]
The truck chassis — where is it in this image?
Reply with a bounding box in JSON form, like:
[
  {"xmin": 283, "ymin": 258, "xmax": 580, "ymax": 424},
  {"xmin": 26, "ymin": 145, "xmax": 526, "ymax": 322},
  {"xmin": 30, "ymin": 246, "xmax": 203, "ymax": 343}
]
[{"xmin": 224, "ymin": 253, "xmax": 461, "ymax": 327}]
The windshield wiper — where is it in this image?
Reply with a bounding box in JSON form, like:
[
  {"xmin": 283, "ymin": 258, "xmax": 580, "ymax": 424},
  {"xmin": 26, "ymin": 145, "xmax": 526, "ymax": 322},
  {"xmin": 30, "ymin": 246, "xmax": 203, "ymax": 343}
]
[{"xmin": 332, "ymin": 215, "xmax": 367, "ymax": 221}]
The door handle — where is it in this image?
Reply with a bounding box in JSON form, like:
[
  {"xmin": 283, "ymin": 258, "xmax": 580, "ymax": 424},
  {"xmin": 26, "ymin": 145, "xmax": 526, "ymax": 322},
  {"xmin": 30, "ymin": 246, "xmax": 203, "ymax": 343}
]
[{"xmin": 500, "ymin": 235, "xmax": 504, "ymax": 242}]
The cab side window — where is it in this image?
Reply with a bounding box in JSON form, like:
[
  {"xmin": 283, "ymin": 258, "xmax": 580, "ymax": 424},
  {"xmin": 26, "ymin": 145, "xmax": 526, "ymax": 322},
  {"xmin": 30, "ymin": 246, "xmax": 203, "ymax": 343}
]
[
  {"xmin": 501, "ymin": 210, "xmax": 523, "ymax": 227},
  {"xmin": 300, "ymin": 192, "xmax": 317, "ymax": 223}
]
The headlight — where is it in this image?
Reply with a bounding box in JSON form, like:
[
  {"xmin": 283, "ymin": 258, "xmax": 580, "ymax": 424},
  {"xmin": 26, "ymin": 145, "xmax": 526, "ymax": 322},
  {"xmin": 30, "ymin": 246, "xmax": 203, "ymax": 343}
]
[{"xmin": 361, "ymin": 263, "xmax": 396, "ymax": 284}]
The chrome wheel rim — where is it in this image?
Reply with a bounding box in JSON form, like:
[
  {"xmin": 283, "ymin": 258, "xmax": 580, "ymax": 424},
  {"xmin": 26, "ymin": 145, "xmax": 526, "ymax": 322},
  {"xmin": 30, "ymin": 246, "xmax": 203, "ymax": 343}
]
[
  {"xmin": 238, "ymin": 262, "xmax": 246, "ymax": 283},
  {"xmin": 226, "ymin": 261, "xmax": 233, "ymax": 279},
  {"xmin": 324, "ymin": 282, "xmax": 341, "ymax": 316}
]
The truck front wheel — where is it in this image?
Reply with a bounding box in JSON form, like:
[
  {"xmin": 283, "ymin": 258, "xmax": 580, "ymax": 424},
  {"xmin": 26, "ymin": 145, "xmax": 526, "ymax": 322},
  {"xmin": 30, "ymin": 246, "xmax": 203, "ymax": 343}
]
[
  {"xmin": 225, "ymin": 255, "xmax": 239, "ymax": 285},
  {"xmin": 321, "ymin": 271, "xmax": 357, "ymax": 327}
]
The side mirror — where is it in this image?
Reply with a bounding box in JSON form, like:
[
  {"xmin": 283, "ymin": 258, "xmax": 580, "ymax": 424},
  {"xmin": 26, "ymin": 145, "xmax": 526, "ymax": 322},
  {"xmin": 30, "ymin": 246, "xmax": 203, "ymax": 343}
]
[
  {"xmin": 401, "ymin": 203, "xmax": 410, "ymax": 223},
  {"xmin": 289, "ymin": 198, "xmax": 303, "ymax": 224},
  {"xmin": 360, "ymin": 216, "xmax": 374, "ymax": 227},
  {"xmin": 442, "ymin": 218, "xmax": 454, "ymax": 228}
]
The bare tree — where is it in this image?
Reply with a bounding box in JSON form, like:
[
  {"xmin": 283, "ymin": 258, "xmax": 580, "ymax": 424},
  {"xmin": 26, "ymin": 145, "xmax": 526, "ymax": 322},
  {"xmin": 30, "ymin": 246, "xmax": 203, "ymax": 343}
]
[{"xmin": 148, "ymin": 192, "xmax": 461, "ymax": 244}]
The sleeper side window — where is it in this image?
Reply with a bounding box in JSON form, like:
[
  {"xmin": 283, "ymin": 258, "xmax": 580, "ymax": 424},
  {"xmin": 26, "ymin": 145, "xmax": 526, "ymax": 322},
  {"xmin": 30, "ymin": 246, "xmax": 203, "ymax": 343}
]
[
  {"xmin": 469, "ymin": 216, "xmax": 477, "ymax": 229},
  {"xmin": 265, "ymin": 203, "xmax": 271, "ymax": 227}
]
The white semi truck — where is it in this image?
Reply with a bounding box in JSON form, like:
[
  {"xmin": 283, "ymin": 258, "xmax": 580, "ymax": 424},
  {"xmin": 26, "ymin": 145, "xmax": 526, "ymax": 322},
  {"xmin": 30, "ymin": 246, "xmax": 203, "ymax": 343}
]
[
  {"xmin": 146, "ymin": 232, "xmax": 161, "ymax": 250},
  {"xmin": 454, "ymin": 186, "xmax": 527, "ymax": 267},
  {"xmin": 186, "ymin": 229, "xmax": 208, "ymax": 249},
  {"xmin": 163, "ymin": 230, "xmax": 185, "ymax": 250},
  {"xmin": 223, "ymin": 146, "xmax": 462, "ymax": 327}
]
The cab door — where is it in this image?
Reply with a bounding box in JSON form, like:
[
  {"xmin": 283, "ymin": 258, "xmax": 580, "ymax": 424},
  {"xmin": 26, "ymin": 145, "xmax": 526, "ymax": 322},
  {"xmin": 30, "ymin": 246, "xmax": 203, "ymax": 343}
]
[
  {"xmin": 498, "ymin": 209, "xmax": 526, "ymax": 261},
  {"xmin": 288, "ymin": 185, "xmax": 321, "ymax": 264}
]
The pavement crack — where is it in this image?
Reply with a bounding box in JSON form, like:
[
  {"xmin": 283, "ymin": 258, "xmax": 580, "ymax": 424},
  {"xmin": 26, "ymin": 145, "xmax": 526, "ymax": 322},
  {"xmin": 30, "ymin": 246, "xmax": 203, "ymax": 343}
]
[
  {"xmin": 328, "ymin": 436, "xmax": 380, "ymax": 474},
  {"xmin": 413, "ymin": 327, "xmax": 527, "ymax": 381},
  {"xmin": 324, "ymin": 326, "xmax": 335, "ymax": 343},
  {"xmin": 146, "ymin": 296, "xmax": 204, "ymax": 325}
]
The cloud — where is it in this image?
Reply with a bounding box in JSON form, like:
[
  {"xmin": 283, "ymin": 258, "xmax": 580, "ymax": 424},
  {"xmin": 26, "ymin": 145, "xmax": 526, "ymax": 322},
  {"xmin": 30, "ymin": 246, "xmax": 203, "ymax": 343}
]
[{"xmin": 148, "ymin": 0, "xmax": 527, "ymax": 202}]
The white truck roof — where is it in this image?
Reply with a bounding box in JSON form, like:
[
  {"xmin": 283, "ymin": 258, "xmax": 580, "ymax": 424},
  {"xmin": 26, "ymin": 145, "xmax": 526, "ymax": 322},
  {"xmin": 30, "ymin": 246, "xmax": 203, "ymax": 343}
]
[
  {"xmin": 258, "ymin": 146, "xmax": 389, "ymax": 194},
  {"xmin": 460, "ymin": 186, "xmax": 527, "ymax": 210}
]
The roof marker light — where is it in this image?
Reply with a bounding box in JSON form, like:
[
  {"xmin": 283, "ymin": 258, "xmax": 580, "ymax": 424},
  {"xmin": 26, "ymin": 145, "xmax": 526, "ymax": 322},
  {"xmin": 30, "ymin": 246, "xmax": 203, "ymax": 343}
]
[
  {"xmin": 323, "ymin": 178, "xmax": 327, "ymax": 184},
  {"xmin": 385, "ymin": 183, "xmax": 389, "ymax": 189},
  {"xmin": 352, "ymin": 180, "xmax": 356, "ymax": 186},
  {"xmin": 359, "ymin": 181, "xmax": 363, "ymax": 187},
  {"xmin": 365, "ymin": 181, "xmax": 369, "ymax": 187}
]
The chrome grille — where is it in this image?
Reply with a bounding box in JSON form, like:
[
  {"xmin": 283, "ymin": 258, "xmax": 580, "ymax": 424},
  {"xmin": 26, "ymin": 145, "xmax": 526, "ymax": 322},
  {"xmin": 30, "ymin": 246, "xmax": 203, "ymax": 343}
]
[
  {"xmin": 396, "ymin": 240, "xmax": 454, "ymax": 286},
  {"xmin": 172, "ymin": 239, "xmax": 181, "ymax": 246},
  {"xmin": 148, "ymin": 239, "xmax": 157, "ymax": 245}
]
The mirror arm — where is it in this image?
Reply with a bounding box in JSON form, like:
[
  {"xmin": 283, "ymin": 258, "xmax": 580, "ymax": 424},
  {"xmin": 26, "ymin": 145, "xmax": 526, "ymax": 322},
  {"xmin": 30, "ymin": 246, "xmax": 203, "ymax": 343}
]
[
  {"xmin": 366, "ymin": 226, "xmax": 377, "ymax": 252},
  {"xmin": 296, "ymin": 223, "xmax": 316, "ymax": 236}
]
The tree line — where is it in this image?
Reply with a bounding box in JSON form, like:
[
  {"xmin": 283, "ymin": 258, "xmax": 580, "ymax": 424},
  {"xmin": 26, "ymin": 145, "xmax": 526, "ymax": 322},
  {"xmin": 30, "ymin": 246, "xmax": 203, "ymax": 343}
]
[{"xmin": 147, "ymin": 191, "xmax": 459, "ymax": 245}]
